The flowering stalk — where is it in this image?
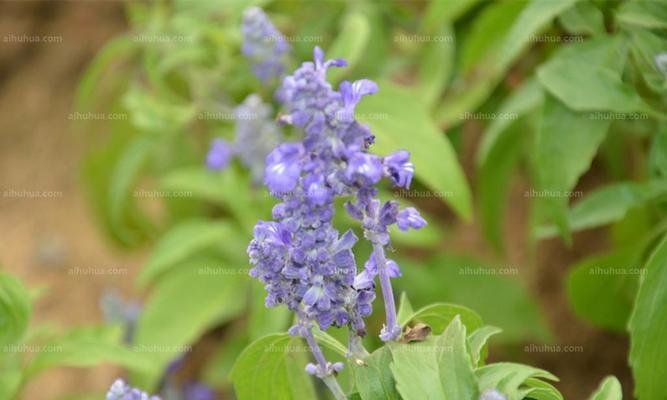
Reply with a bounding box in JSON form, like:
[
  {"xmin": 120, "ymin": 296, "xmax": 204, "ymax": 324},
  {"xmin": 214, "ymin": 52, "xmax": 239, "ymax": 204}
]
[{"xmin": 248, "ymin": 46, "xmax": 426, "ymax": 397}]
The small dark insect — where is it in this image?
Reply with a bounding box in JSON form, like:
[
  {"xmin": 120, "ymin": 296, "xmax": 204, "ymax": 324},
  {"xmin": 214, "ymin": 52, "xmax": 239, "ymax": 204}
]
[{"xmin": 399, "ymin": 322, "xmax": 432, "ymax": 343}]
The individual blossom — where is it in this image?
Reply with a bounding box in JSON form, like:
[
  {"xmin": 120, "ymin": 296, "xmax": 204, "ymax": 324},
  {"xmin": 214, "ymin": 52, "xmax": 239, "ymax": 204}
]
[
  {"xmin": 248, "ymin": 46, "xmax": 426, "ymax": 399},
  {"xmin": 206, "ymin": 95, "xmax": 283, "ymax": 183},
  {"xmin": 241, "ymin": 7, "xmax": 290, "ymax": 82},
  {"xmin": 106, "ymin": 379, "xmax": 160, "ymax": 400}
]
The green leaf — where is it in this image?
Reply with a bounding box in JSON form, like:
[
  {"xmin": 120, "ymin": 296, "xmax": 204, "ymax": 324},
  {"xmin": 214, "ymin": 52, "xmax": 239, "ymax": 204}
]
[
  {"xmin": 133, "ymin": 260, "xmax": 247, "ymax": 387},
  {"xmin": 138, "ymin": 220, "xmax": 243, "ymax": 286},
  {"xmin": 351, "ymin": 347, "xmax": 400, "ymax": 400},
  {"xmin": 567, "ymin": 243, "xmax": 645, "ymax": 331},
  {"xmin": 249, "ymin": 281, "xmax": 290, "ymax": 340},
  {"xmin": 537, "ymin": 180, "xmax": 667, "ymax": 238},
  {"xmin": 327, "ymin": 12, "xmax": 371, "ymax": 84},
  {"xmin": 401, "ymin": 303, "xmax": 483, "ymax": 334},
  {"xmin": 230, "ymin": 334, "xmax": 317, "ymax": 400},
  {"xmin": 357, "ymin": 81, "xmax": 472, "ymax": 220},
  {"xmin": 396, "ymin": 292, "xmax": 415, "ymax": 326},
  {"xmin": 476, "ymin": 78, "xmax": 544, "ymax": 165},
  {"xmin": 0, "ymin": 272, "xmax": 31, "ymax": 346},
  {"xmin": 587, "ymin": 376, "xmax": 622, "ymax": 400},
  {"xmin": 421, "ymin": 0, "xmax": 479, "ymax": 32},
  {"xmin": 534, "ymin": 95, "xmax": 611, "ymax": 242},
  {"xmin": 468, "ymin": 326, "xmax": 502, "ymax": 367},
  {"xmin": 537, "ymin": 51, "xmax": 649, "ymax": 113},
  {"xmin": 416, "ymin": 24, "xmax": 455, "ymax": 108},
  {"xmin": 0, "ymin": 369, "xmax": 21, "ymax": 400},
  {"xmin": 390, "ymin": 316, "xmax": 479, "ymax": 400},
  {"xmin": 24, "ymin": 326, "xmax": 155, "ymax": 380},
  {"xmin": 437, "ymin": 316, "xmax": 479, "ymax": 400},
  {"xmin": 160, "ymin": 166, "xmax": 268, "ymax": 230},
  {"xmin": 476, "ymin": 362, "xmax": 558, "ymax": 400},
  {"xmin": 558, "ymin": 1, "xmax": 605, "ymax": 35},
  {"xmin": 312, "ymin": 327, "xmax": 348, "ymax": 358},
  {"xmin": 617, "ymin": 0, "xmax": 667, "ymax": 30},
  {"xmin": 649, "ymin": 125, "xmax": 667, "ymax": 178},
  {"xmin": 629, "ymin": 234, "xmax": 667, "ymax": 400},
  {"xmin": 627, "ymin": 27, "xmax": 667, "ymax": 94},
  {"xmin": 521, "ymin": 377, "xmax": 564, "ymax": 400}
]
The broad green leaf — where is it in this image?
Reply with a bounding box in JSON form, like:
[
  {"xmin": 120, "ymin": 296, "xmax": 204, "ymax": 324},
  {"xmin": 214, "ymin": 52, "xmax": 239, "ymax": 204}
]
[
  {"xmin": 327, "ymin": 12, "xmax": 371, "ymax": 84},
  {"xmin": 587, "ymin": 376, "xmax": 622, "ymax": 400},
  {"xmin": 617, "ymin": 0, "xmax": 667, "ymax": 30},
  {"xmin": 567, "ymin": 243, "xmax": 645, "ymax": 331},
  {"xmin": 421, "ymin": 0, "xmax": 479, "ymax": 32},
  {"xmin": 521, "ymin": 378, "xmax": 564, "ymax": 400},
  {"xmin": 534, "ymin": 95, "xmax": 611, "ymax": 242},
  {"xmin": 390, "ymin": 317, "xmax": 479, "ymax": 400},
  {"xmin": 24, "ymin": 326, "xmax": 155, "ymax": 380},
  {"xmin": 628, "ymin": 27, "xmax": 667, "ymax": 94},
  {"xmin": 629, "ymin": 234, "xmax": 667, "ymax": 400},
  {"xmin": 133, "ymin": 261, "xmax": 247, "ymax": 387},
  {"xmin": 649, "ymin": 125, "xmax": 667, "ymax": 178},
  {"xmin": 138, "ymin": 220, "xmax": 243, "ymax": 286},
  {"xmin": 230, "ymin": 334, "xmax": 317, "ymax": 400},
  {"xmin": 416, "ymin": 24, "xmax": 455, "ymax": 108},
  {"xmin": 160, "ymin": 166, "xmax": 268, "ymax": 230},
  {"xmin": 468, "ymin": 326, "xmax": 502, "ymax": 367},
  {"xmin": 0, "ymin": 369, "xmax": 21, "ymax": 400},
  {"xmin": 109, "ymin": 135, "xmax": 154, "ymax": 241},
  {"xmin": 476, "ymin": 362, "xmax": 558, "ymax": 400},
  {"xmin": 351, "ymin": 347, "xmax": 400, "ymax": 400},
  {"xmin": 537, "ymin": 180, "xmax": 667, "ymax": 238},
  {"xmin": 396, "ymin": 292, "xmax": 415, "ymax": 326},
  {"xmin": 249, "ymin": 281, "xmax": 290, "ymax": 340},
  {"xmin": 476, "ymin": 78, "xmax": 544, "ymax": 165},
  {"xmin": 401, "ymin": 303, "xmax": 483, "ymax": 334},
  {"xmin": 537, "ymin": 56, "xmax": 649, "ymax": 113},
  {"xmin": 357, "ymin": 81, "xmax": 472, "ymax": 220},
  {"xmin": 399, "ymin": 256, "xmax": 550, "ymax": 343},
  {"xmin": 478, "ymin": 117, "xmax": 529, "ymax": 250},
  {"xmin": 558, "ymin": 1, "xmax": 605, "ymax": 35},
  {"xmin": 0, "ymin": 272, "xmax": 31, "ymax": 346},
  {"xmin": 437, "ymin": 316, "xmax": 479, "ymax": 400}
]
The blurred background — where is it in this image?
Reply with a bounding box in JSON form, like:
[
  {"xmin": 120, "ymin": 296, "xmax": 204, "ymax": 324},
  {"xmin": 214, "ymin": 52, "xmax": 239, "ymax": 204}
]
[{"xmin": 2, "ymin": 0, "xmax": 665, "ymax": 399}]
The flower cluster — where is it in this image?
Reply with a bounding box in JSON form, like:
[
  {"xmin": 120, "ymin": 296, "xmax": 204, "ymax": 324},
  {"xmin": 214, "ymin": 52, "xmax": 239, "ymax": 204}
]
[
  {"xmin": 248, "ymin": 46, "xmax": 426, "ymax": 357},
  {"xmin": 106, "ymin": 379, "xmax": 160, "ymax": 400},
  {"xmin": 241, "ymin": 7, "xmax": 290, "ymax": 82},
  {"xmin": 206, "ymin": 95, "xmax": 283, "ymax": 182}
]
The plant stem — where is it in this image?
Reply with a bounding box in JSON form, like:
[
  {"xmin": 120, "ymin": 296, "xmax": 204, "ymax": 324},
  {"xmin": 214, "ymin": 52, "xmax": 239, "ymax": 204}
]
[
  {"xmin": 303, "ymin": 326, "xmax": 347, "ymax": 400},
  {"xmin": 373, "ymin": 243, "xmax": 400, "ymax": 341}
]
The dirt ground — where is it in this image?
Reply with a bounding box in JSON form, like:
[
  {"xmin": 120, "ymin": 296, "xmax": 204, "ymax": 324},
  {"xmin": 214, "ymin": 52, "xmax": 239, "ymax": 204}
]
[{"xmin": 0, "ymin": 2, "xmax": 633, "ymax": 400}]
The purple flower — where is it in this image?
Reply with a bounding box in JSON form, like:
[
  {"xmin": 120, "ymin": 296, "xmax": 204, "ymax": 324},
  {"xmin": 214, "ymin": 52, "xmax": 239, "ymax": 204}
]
[
  {"xmin": 383, "ymin": 150, "xmax": 414, "ymax": 188},
  {"xmin": 265, "ymin": 143, "xmax": 304, "ymax": 194},
  {"xmin": 206, "ymin": 138, "xmax": 233, "ymax": 170},
  {"xmin": 183, "ymin": 382, "xmax": 216, "ymax": 400},
  {"xmin": 106, "ymin": 379, "xmax": 160, "ymax": 400},
  {"xmin": 397, "ymin": 207, "xmax": 427, "ymax": 231},
  {"xmin": 345, "ymin": 153, "xmax": 383, "ymax": 186},
  {"xmin": 242, "ymin": 7, "xmax": 290, "ymax": 82}
]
